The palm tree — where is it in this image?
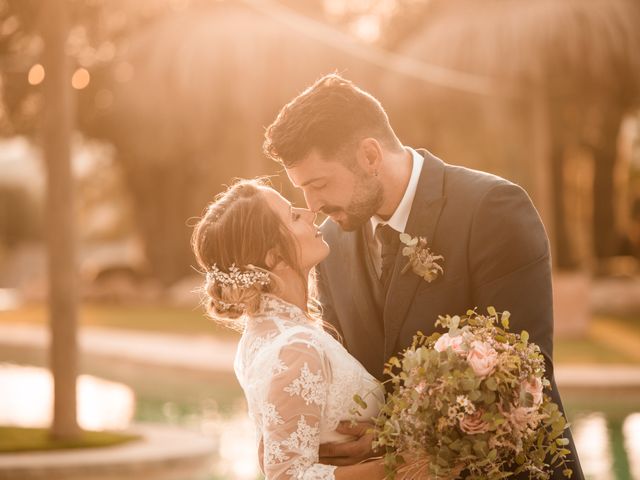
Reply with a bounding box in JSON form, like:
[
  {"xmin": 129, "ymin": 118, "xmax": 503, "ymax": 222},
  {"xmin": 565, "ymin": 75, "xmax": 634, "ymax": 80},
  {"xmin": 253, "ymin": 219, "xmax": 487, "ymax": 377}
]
[
  {"xmin": 384, "ymin": 0, "xmax": 640, "ymax": 269},
  {"xmin": 42, "ymin": 0, "xmax": 80, "ymax": 440}
]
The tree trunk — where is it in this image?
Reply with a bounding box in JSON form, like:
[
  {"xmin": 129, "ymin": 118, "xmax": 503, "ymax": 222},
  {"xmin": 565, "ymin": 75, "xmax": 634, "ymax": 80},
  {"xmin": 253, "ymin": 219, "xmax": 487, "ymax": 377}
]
[
  {"xmin": 592, "ymin": 111, "xmax": 624, "ymax": 264},
  {"xmin": 549, "ymin": 136, "xmax": 577, "ymax": 270},
  {"xmin": 529, "ymin": 90, "xmax": 556, "ymax": 261},
  {"xmin": 42, "ymin": 0, "xmax": 81, "ymax": 440}
]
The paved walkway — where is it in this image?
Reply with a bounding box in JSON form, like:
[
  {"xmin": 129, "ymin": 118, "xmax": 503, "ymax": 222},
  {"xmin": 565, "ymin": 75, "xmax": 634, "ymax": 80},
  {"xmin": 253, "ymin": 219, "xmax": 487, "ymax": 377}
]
[
  {"xmin": 1, "ymin": 322, "xmax": 640, "ymax": 388},
  {"xmin": 0, "ymin": 323, "xmax": 237, "ymax": 373}
]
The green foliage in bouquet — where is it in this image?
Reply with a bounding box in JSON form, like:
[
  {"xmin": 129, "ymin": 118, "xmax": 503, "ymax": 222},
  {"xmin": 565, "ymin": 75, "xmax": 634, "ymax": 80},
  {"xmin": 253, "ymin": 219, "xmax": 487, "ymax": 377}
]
[{"xmin": 356, "ymin": 307, "xmax": 573, "ymax": 480}]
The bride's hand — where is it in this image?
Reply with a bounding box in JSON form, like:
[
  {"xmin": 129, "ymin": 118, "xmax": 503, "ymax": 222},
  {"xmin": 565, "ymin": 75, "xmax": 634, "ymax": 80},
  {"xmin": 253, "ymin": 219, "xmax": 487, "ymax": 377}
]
[{"xmin": 319, "ymin": 421, "xmax": 378, "ymax": 466}]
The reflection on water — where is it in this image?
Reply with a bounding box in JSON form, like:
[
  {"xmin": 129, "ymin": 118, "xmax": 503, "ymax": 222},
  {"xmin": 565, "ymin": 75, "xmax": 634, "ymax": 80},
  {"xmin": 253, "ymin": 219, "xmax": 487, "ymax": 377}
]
[
  {"xmin": 625, "ymin": 414, "xmax": 640, "ymax": 479},
  {"xmin": 203, "ymin": 409, "xmax": 258, "ymax": 480},
  {"xmin": 2, "ymin": 362, "xmax": 640, "ymax": 480},
  {"xmin": 0, "ymin": 363, "xmax": 135, "ymax": 430},
  {"xmin": 572, "ymin": 413, "xmax": 614, "ymax": 480},
  {"xmin": 148, "ymin": 392, "xmax": 640, "ymax": 480}
]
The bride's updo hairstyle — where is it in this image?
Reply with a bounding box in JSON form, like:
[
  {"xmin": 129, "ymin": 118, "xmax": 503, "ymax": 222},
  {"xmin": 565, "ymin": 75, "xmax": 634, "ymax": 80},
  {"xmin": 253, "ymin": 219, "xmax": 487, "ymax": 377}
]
[{"xmin": 191, "ymin": 178, "xmax": 304, "ymax": 327}]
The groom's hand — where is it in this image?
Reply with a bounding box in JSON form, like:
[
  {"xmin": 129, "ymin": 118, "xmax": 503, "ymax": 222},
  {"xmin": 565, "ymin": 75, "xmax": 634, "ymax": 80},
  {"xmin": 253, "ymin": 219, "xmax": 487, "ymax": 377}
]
[{"xmin": 319, "ymin": 421, "xmax": 377, "ymax": 466}]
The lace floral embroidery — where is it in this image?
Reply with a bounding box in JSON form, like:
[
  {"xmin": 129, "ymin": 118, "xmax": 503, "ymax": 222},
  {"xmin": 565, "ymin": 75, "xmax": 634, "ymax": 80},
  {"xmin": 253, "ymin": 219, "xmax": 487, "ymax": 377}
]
[
  {"xmin": 236, "ymin": 294, "xmax": 384, "ymax": 480},
  {"xmin": 264, "ymin": 415, "xmax": 319, "ymax": 471},
  {"xmin": 304, "ymin": 464, "xmax": 338, "ymax": 480},
  {"xmin": 265, "ymin": 439, "xmax": 289, "ymax": 465},
  {"xmin": 283, "ymin": 415, "xmax": 320, "ymax": 453},
  {"xmin": 271, "ymin": 358, "xmax": 288, "ymax": 376},
  {"xmin": 259, "ymin": 295, "xmax": 309, "ymax": 324},
  {"xmin": 247, "ymin": 331, "xmax": 277, "ymax": 357},
  {"xmin": 282, "ymin": 415, "xmax": 321, "ymax": 479},
  {"xmin": 261, "ymin": 402, "xmax": 283, "ymax": 427},
  {"xmin": 284, "ymin": 362, "xmax": 326, "ymax": 407}
]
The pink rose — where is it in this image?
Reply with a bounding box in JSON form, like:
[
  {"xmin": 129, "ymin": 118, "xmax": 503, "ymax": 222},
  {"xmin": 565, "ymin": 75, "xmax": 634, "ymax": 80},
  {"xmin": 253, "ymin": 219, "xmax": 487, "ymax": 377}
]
[
  {"xmin": 510, "ymin": 406, "xmax": 539, "ymax": 430},
  {"xmin": 459, "ymin": 410, "xmax": 490, "ymax": 435},
  {"xmin": 466, "ymin": 341, "xmax": 498, "ymax": 378},
  {"xmin": 434, "ymin": 333, "xmax": 466, "ymax": 354},
  {"xmin": 521, "ymin": 376, "xmax": 543, "ymax": 407}
]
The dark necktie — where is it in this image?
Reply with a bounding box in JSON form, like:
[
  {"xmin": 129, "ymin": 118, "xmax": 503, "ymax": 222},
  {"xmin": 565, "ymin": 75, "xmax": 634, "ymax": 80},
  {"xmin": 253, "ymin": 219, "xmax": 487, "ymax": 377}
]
[{"xmin": 376, "ymin": 224, "xmax": 400, "ymax": 292}]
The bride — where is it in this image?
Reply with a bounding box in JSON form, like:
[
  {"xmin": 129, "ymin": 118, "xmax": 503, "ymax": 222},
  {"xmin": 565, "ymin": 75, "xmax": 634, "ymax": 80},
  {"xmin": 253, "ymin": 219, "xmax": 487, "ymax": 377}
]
[{"xmin": 191, "ymin": 179, "xmax": 386, "ymax": 479}]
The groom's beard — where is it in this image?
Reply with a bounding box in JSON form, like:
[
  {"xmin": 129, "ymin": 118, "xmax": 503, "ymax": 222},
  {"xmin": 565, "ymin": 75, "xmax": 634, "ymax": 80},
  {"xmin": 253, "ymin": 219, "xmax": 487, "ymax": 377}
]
[{"xmin": 323, "ymin": 175, "xmax": 383, "ymax": 231}]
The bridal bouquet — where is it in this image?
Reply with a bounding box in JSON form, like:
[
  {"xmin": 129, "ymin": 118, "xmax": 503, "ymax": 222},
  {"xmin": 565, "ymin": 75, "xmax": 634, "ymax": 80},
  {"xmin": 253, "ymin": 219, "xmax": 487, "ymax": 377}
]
[{"xmin": 357, "ymin": 308, "xmax": 573, "ymax": 480}]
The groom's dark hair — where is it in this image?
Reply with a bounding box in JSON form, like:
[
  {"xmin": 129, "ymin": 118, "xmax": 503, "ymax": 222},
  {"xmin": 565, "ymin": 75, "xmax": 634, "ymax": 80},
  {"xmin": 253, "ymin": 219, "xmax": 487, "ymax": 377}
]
[{"xmin": 264, "ymin": 73, "xmax": 402, "ymax": 167}]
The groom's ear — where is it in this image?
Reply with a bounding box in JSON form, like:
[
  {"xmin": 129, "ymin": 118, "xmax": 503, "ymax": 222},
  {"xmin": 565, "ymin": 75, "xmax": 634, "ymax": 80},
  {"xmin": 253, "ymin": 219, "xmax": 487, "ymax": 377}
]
[{"xmin": 356, "ymin": 138, "xmax": 383, "ymax": 175}]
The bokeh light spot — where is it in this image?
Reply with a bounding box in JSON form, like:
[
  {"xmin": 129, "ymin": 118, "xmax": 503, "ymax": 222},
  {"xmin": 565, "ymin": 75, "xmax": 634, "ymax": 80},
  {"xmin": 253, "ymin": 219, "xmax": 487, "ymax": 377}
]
[
  {"xmin": 72, "ymin": 68, "xmax": 91, "ymax": 90},
  {"xmin": 27, "ymin": 64, "xmax": 45, "ymax": 86}
]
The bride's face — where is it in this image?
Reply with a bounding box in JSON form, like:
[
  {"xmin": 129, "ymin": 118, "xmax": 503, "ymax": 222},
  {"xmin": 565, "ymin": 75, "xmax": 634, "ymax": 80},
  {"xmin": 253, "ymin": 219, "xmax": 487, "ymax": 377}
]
[{"xmin": 261, "ymin": 187, "xmax": 329, "ymax": 271}]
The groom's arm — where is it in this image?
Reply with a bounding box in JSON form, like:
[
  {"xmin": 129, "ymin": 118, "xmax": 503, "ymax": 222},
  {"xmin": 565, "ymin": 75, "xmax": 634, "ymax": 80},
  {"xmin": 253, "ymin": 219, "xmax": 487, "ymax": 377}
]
[
  {"xmin": 468, "ymin": 183, "xmax": 583, "ymax": 480},
  {"xmin": 468, "ymin": 182, "xmax": 553, "ymax": 366}
]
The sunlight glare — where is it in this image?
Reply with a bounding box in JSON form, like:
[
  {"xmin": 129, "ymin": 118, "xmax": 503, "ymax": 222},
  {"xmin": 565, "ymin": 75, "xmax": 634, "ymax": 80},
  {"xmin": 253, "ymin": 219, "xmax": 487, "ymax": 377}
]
[
  {"xmin": 572, "ymin": 413, "xmax": 614, "ymax": 480},
  {"xmin": 624, "ymin": 413, "xmax": 640, "ymax": 479},
  {"xmin": 207, "ymin": 409, "xmax": 258, "ymax": 480},
  {"xmin": 0, "ymin": 364, "xmax": 134, "ymax": 430},
  {"xmin": 351, "ymin": 14, "xmax": 380, "ymax": 43}
]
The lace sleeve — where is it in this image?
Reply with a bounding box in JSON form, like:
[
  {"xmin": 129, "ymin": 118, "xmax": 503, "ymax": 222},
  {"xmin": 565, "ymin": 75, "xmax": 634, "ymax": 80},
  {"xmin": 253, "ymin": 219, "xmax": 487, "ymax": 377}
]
[{"xmin": 261, "ymin": 334, "xmax": 337, "ymax": 480}]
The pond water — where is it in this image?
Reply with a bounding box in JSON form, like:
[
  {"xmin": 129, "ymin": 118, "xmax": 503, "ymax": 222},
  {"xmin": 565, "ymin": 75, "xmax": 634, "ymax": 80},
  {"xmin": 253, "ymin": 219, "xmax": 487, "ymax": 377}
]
[{"xmin": 1, "ymin": 356, "xmax": 639, "ymax": 480}]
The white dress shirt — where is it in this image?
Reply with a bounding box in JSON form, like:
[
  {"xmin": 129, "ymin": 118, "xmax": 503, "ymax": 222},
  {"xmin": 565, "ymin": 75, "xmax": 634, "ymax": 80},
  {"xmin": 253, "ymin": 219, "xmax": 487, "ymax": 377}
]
[{"xmin": 366, "ymin": 147, "xmax": 424, "ymax": 277}]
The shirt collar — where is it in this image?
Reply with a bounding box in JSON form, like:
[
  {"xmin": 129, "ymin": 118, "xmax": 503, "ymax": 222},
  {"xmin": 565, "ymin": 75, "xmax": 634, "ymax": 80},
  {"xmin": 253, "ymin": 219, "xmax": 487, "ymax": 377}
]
[{"xmin": 370, "ymin": 147, "xmax": 424, "ymax": 235}]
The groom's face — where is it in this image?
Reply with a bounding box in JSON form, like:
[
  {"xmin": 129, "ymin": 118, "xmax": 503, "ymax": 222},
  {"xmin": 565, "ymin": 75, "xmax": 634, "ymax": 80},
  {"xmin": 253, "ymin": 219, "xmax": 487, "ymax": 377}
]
[{"xmin": 285, "ymin": 149, "xmax": 383, "ymax": 231}]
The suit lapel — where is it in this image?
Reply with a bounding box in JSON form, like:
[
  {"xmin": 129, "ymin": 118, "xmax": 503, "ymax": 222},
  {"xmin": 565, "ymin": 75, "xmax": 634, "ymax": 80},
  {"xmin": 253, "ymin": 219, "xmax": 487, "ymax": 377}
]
[{"xmin": 383, "ymin": 150, "xmax": 447, "ymax": 358}]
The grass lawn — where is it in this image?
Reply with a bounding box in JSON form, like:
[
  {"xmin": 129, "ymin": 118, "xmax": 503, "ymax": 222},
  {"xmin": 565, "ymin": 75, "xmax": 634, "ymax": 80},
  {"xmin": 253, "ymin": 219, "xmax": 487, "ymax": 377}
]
[
  {"xmin": 0, "ymin": 303, "xmax": 239, "ymax": 339},
  {"xmin": 0, "ymin": 303, "xmax": 638, "ymax": 364},
  {"xmin": 555, "ymin": 314, "xmax": 640, "ymax": 364},
  {"xmin": 0, "ymin": 426, "xmax": 139, "ymax": 453}
]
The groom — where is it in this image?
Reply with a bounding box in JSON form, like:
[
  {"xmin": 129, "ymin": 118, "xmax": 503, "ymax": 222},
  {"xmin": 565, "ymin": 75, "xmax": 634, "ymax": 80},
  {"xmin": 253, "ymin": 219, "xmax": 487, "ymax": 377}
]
[{"xmin": 264, "ymin": 74, "xmax": 584, "ymax": 479}]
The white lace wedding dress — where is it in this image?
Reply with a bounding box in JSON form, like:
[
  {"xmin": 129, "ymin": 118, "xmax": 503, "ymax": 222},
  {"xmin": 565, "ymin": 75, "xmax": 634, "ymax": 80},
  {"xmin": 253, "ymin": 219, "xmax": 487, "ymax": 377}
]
[{"xmin": 234, "ymin": 294, "xmax": 385, "ymax": 480}]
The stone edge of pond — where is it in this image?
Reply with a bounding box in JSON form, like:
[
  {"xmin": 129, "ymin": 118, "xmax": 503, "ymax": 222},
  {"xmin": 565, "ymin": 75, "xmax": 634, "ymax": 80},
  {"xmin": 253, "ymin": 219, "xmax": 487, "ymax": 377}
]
[{"xmin": 0, "ymin": 423, "xmax": 215, "ymax": 480}]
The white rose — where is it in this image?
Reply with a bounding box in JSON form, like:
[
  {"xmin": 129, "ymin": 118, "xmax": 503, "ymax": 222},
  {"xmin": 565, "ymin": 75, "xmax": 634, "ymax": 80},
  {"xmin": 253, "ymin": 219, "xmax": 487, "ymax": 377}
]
[{"xmin": 434, "ymin": 333, "xmax": 467, "ymax": 354}]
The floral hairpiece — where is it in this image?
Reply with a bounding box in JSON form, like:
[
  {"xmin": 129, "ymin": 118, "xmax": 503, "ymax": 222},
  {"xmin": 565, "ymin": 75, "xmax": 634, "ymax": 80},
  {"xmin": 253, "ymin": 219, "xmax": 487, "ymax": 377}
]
[{"xmin": 206, "ymin": 263, "xmax": 270, "ymax": 289}]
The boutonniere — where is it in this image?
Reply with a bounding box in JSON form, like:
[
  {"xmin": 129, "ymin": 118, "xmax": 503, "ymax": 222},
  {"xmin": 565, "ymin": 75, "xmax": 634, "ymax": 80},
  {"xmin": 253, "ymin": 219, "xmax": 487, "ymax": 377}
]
[{"xmin": 399, "ymin": 233, "xmax": 444, "ymax": 282}]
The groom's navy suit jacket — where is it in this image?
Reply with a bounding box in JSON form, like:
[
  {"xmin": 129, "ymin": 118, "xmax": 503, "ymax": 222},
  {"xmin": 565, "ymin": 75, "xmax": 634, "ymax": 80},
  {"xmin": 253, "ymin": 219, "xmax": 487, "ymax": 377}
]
[{"xmin": 317, "ymin": 149, "xmax": 584, "ymax": 480}]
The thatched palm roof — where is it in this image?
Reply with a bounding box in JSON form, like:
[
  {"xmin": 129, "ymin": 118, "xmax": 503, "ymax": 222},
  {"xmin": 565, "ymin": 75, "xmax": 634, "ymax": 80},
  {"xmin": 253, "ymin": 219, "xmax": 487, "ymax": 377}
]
[
  {"xmin": 394, "ymin": 0, "xmax": 640, "ymax": 97},
  {"xmin": 383, "ymin": 0, "xmax": 640, "ymax": 269}
]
